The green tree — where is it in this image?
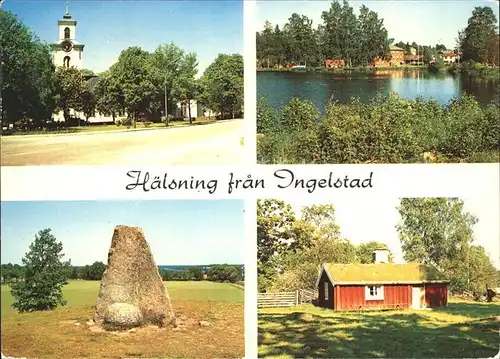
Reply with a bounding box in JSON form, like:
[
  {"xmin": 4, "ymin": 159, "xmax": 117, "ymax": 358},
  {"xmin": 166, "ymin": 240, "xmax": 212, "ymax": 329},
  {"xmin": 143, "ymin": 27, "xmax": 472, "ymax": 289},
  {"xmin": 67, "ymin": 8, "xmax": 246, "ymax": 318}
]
[
  {"xmin": 357, "ymin": 5, "xmax": 389, "ymax": 66},
  {"xmin": 321, "ymin": 0, "xmax": 360, "ymax": 67},
  {"xmin": 93, "ymin": 70, "xmax": 124, "ymax": 123},
  {"xmin": 81, "ymin": 83, "xmax": 95, "ymax": 122},
  {"xmin": 257, "ymin": 21, "xmax": 275, "ymax": 68},
  {"xmin": 200, "ymin": 53, "xmax": 243, "ymax": 119},
  {"xmin": 445, "ymin": 245, "xmax": 498, "ymax": 297},
  {"xmin": 256, "ymin": 0, "xmax": 391, "ymax": 68},
  {"xmin": 460, "ymin": 6, "xmax": 498, "ymax": 63},
  {"xmin": 175, "ymin": 52, "xmax": 199, "ymax": 124},
  {"xmin": 321, "ymin": 1, "xmax": 346, "ymax": 61},
  {"xmin": 11, "ymin": 229, "xmax": 71, "ymax": 312},
  {"xmin": 301, "ymin": 203, "xmax": 341, "ymax": 241},
  {"xmin": 257, "ymin": 199, "xmax": 315, "ymax": 291},
  {"xmin": 187, "ymin": 267, "xmax": 203, "ymax": 281},
  {"xmin": 486, "ymin": 33, "xmax": 500, "ymax": 66},
  {"xmin": 394, "ymin": 198, "xmax": 496, "ymax": 297},
  {"xmin": 435, "ymin": 43, "xmax": 447, "ymax": 52},
  {"xmin": 55, "ymin": 66, "xmax": 87, "ymax": 123},
  {"xmin": 86, "ymin": 261, "xmax": 107, "ymax": 280},
  {"xmin": 207, "ymin": 265, "xmax": 243, "ymax": 283},
  {"xmin": 1, "ymin": 9, "xmax": 57, "ymax": 130},
  {"xmin": 112, "ymin": 46, "xmax": 159, "ymax": 127},
  {"xmin": 396, "ymin": 198, "xmax": 477, "ymax": 271},
  {"xmin": 272, "ymin": 203, "xmax": 356, "ymax": 291},
  {"xmin": 283, "ymin": 13, "xmax": 316, "ymax": 66},
  {"xmin": 152, "ymin": 43, "xmax": 185, "ymax": 125},
  {"xmin": 0, "ymin": 263, "xmax": 25, "ymax": 283}
]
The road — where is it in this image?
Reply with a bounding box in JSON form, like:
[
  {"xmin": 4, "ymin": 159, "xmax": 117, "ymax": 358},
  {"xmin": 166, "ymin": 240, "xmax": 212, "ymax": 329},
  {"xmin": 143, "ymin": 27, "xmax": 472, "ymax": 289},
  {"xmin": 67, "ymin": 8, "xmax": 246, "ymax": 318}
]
[{"xmin": 1, "ymin": 120, "xmax": 244, "ymax": 166}]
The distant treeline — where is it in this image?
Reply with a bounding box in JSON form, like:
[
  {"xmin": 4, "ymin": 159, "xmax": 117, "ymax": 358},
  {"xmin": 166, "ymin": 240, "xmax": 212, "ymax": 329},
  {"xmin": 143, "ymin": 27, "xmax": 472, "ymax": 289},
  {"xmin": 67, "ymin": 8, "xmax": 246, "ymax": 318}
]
[
  {"xmin": 257, "ymin": 0, "xmax": 392, "ymax": 68},
  {"xmin": 257, "ymin": 1, "xmax": 499, "ymax": 69},
  {"xmin": 1, "ymin": 263, "xmax": 244, "ymax": 284},
  {"xmin": 159, "ymin": 264, "xmax": 244, "ymax": 283}
]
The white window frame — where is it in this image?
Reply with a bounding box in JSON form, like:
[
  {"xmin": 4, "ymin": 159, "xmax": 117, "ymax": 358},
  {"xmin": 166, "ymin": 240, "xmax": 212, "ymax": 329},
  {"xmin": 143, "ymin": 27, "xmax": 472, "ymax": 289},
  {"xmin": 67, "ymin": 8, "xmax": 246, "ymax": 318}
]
[
  {"xmin": 324, "ymin": 281, "xmax": 329, "ymax": 300},
  {"xmin": 365, "ymin": 285, "xmax": 384, "ymax": 301}
]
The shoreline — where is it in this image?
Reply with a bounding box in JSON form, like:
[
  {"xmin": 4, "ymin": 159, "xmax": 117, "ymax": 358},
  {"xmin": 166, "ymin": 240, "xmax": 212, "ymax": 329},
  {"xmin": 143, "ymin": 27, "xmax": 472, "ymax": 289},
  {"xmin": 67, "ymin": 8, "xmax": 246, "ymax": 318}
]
[
  {"xmin": 257, "ymin": 63, "xmax": 500, "ymax": 80},
  {"xmin": 257, "ymin": 66, "xmax": 427, "ymax": 73}
]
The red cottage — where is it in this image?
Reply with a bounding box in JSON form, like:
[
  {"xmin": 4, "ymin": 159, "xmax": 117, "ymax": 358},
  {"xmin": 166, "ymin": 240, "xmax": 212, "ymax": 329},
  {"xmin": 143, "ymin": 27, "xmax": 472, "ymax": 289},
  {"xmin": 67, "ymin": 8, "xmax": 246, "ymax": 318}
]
[{"xmin": 316, "ymin": 250, "xmax": 449, "ymax": 311}]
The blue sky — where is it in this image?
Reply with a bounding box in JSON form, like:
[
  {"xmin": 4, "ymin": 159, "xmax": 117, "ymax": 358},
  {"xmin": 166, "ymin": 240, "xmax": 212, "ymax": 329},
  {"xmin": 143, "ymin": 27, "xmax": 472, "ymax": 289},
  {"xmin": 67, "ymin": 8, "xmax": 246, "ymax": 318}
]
[
  {"xmin": 4, "ymin": 0, "xmax": 243, "ymax": 74},
  {"xmin": 288, "ymin": 195, "xmax": 500, "ymax": 269},
  {"xmin": 257, "ymin": 0, "xmax": 500, "ymax": 50},
  {"xmin": 1, "ymin": 200, "xmax": 245, "ymax": 266}
]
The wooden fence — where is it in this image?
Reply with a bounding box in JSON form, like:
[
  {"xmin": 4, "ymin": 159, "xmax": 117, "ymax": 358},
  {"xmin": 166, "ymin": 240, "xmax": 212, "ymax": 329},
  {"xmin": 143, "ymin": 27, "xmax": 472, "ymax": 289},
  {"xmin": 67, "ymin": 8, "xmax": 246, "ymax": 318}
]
[{"xmin": 258, "ymin": 289, "xmax": 317, "ymax": 308}]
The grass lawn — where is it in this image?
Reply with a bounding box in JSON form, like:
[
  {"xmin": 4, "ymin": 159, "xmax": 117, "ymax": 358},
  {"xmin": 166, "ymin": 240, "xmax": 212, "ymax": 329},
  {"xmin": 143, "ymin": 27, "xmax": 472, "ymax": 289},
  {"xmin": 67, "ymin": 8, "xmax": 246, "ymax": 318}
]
[
  {"xmin": 2, "ymin": 117, "xmax": 220, "ymax": 136},
  {"xmin": 258, "ymin": 300, "xmax": 500, "ymax": 358},
  {"xmin": 1, "ymin": 280, "xmax": 244, "ymax": 359}
]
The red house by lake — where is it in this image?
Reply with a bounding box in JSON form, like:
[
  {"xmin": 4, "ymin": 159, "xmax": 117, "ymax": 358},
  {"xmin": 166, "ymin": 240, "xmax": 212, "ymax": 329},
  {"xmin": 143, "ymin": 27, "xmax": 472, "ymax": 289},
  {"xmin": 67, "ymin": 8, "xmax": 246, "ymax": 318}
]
[{"xmin": 316, "ymin": 250, "xmax": 449, "ymax": 311}]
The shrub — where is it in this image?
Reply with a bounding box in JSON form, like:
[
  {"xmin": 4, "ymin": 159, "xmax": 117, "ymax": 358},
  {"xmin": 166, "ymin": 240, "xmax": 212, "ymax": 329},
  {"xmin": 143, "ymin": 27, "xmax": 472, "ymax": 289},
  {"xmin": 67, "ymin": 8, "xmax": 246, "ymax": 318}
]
[
  {"xmin": 439, "ymin": 93, "xmax": 483, "ymax": 157},
  {"xmin": 207, "ymin": 265, "xmax": 243, "ymax": 283},
  {"xmin": 281, "ymin": 97, "xmax": 319, "ymax": 132},
  {"xmin": 257, "ymin": 97, "xmax": 280, "ymax": 134},
  {"xmin": 257, "ymin": 94, "xmax": 499, "ymax": 164},
  {"xmin": 120, "ymin": 117, "xmax": 132, "ymax": 127},
  {"xmin": 270, "ymin": 262, "xmax": 320, "ymax": 292}
]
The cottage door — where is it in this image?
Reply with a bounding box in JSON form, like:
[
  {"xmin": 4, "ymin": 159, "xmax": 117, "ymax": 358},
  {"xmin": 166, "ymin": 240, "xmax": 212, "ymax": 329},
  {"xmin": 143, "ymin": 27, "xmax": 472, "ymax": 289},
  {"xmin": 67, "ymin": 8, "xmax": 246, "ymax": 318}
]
[{"xmin": 412, "ymin": 287, "xmax": 422, "ymax": 309}]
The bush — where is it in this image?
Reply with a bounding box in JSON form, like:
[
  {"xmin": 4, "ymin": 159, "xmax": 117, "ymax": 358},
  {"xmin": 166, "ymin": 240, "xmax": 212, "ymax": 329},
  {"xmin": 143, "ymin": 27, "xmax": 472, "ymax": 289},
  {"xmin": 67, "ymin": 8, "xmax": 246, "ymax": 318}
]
[
  {"xmin": 270, "ymin": 262, "xmax": 320, "ymax": 292},
  {"xmin": 207, "ymin": 265, "xmax": 243, "ymax": 283},
  {"xmin": 142, "ymin": 121, "xmax": 152, "ymax": 128},
  {"xmin": 257, "ymin": 94, "xmax": 500, "ymax": 164},
  {"xmin": 257, "ymin": 97, "xmax": 280, "ymax": 134},
  {"xmin": 121, "ymin": 117, "xmax": 133, "ymax": 127}
]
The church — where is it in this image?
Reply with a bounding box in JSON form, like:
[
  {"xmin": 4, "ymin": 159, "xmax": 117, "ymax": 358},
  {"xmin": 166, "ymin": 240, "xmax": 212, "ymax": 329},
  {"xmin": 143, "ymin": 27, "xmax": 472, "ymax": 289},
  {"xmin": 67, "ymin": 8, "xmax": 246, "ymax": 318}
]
[
  {"xmin": 50, "ymin": 3, "xmax": 208, "ymax": 124},
  {"xmin": 50, "ymin": 3, "xmax": 116, "ymax": 124}
]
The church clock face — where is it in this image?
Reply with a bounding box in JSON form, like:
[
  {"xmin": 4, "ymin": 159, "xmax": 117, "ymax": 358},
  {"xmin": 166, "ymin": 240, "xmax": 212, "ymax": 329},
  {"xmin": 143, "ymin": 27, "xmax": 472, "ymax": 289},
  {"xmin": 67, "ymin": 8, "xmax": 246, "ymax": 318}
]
[{"xmin": 62, "ymin": 40, "xmax": 73, "ymax": 52}]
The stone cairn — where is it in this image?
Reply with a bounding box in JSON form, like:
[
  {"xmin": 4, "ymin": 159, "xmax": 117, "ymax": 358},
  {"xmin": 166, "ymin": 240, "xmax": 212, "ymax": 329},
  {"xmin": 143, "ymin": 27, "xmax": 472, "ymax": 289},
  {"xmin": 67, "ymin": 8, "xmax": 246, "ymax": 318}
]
[{"xmin": 94, "ymin": 225, "xmax": 175, "ymax": 330}]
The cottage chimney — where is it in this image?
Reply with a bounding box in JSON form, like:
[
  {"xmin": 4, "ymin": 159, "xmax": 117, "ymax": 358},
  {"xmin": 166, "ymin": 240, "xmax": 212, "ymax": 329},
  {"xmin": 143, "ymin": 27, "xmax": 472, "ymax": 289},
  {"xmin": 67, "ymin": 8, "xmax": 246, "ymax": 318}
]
[{"xmin": 372, "ymin": 249, "xmax": 389, "ymax": 263}]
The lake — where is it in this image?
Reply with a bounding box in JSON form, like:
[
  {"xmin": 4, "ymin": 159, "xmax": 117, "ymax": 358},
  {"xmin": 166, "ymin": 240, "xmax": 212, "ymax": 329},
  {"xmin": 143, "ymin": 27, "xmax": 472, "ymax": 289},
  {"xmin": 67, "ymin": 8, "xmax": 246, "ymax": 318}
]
[
  {"xmin": 257, "ymin": 70, "xmax": 499, "ymax": 112},
  {"xmin": 158, "ymin": 265, "xmax": 244, "ymax": 272}
]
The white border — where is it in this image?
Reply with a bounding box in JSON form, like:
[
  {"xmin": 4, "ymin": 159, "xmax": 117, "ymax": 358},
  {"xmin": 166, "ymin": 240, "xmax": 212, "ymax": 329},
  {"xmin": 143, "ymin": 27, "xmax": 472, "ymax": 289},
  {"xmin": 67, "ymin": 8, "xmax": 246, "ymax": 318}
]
[
  {"xmin": 244, "ymin": 0, "xmax": 257, "ymax": 166},
  {"xmin": 243, "ymin": 1, "xmax": 257, "ymax": 358},
  {"xmin": 244, "ymin": 198, "xmax": 257, "ymax": 359}
]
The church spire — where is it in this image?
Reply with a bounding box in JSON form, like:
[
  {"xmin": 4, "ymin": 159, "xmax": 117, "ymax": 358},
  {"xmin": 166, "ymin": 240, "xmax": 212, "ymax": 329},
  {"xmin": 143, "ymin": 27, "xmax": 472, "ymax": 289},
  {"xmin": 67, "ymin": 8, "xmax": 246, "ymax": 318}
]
[{"xmin": 63, "ymin": 0, "xmax": 72, "ymax": 19}]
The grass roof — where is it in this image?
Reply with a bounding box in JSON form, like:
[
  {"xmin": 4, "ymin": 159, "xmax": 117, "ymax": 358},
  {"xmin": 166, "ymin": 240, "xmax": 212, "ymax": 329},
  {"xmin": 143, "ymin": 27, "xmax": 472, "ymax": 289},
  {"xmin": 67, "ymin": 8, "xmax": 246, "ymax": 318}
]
[{"xmin": 323, "ymin": 263, "xmax": 448, "ymax": 285}]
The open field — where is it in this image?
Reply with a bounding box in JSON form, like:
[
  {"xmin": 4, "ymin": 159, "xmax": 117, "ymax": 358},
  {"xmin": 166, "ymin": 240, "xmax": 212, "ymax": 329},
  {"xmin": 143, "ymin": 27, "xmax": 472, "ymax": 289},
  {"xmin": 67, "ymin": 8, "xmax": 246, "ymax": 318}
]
[
  {"xmin": 1, "ymin": 280, "xmax": 244, "ymax": 359},
  {"xmin": 258, "ymin": 300, "xmax": 500, "ymax": 358},
  {"xmin": 0, "ymin": 119, "xmax": 243, "ymax": 166}
]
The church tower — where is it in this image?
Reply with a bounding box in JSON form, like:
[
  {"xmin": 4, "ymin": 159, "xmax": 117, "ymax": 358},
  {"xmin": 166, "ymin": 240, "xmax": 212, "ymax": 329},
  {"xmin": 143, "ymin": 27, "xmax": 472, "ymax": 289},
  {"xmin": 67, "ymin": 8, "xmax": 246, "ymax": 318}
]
[{"xmin": 51, "ymin": 1, "xmax": 84, "ymax": 69}]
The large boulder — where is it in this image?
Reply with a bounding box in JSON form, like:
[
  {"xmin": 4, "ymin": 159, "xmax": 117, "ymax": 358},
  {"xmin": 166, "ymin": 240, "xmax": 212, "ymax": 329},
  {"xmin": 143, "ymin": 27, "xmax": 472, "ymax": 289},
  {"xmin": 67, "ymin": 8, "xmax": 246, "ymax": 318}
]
[{"xmin": 94, "ymin": 225, "xmax": 175, "ymax": 329}]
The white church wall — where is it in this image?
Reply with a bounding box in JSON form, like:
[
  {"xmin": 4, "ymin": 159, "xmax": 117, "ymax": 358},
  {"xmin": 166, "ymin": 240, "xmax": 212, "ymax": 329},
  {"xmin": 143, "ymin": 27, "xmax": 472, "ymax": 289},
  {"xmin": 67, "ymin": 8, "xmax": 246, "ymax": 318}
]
[
  {"xmin": 53, "ymin": 49, "xmax": 83, "ymax": 69},
  {"xmin": 58, "ymin": 23, "xmax": 76, "ymax": 41},
  {"xmin": 174, "ymin": 100, "xmax": 220, "ymax": 119}
]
